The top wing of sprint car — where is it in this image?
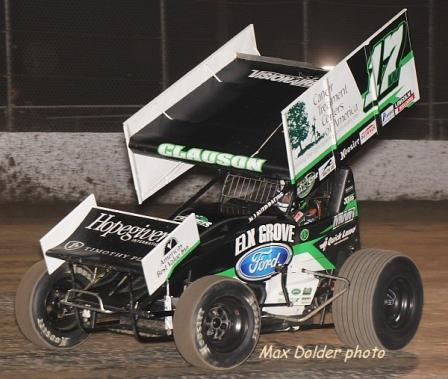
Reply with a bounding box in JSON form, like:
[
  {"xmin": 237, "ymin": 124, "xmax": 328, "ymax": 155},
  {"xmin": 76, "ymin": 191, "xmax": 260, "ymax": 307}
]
[
  {"xmin": 125, "ymin": 9, "xmax": 419, "ymax": 201},
  {"xmin": 124, "ymin": 24, "xmax": 326, "ymax": 203}
]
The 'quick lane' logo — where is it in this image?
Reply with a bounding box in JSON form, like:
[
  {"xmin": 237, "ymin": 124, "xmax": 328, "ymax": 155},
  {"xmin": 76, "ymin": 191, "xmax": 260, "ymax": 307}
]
[
  {"xmin": 158, "ymin": 144, "xmax": 266, "ymax": 173},
  {"xmin": 85, "ymin": 213, "xmax": 169, "ymax": 243},
  {"xmin": 236, "ymin": 243, "xmax": 292, "ymax": 281},
  {"xmin": 319, "ymin": 226, "xmax": 357, "ymax": 251}
]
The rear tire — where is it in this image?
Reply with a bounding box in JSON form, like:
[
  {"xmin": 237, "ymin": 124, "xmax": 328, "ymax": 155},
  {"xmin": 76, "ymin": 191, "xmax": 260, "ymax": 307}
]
[
  {"xmin": 173, "ymin": 276, "xmax": 260, "ymax": 370},
  {"xmin": 15, "ymin": 260, "xmax": 91, "ymax": 349},
  {"xmin": 333, "ymin": 249, "xmax": 423, "ymax": 350}
]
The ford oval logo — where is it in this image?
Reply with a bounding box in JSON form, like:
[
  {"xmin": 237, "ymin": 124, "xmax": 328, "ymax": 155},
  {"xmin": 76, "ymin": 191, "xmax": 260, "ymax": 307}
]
[{"xmin": 236, "ymin": 243, "xmax": 292, "ymax": 281}]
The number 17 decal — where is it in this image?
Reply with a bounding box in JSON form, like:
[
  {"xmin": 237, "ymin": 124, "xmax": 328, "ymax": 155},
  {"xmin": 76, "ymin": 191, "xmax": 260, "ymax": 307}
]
[{"xmin": 363, "ymin": 22, "xmax": 406, "ymax": 112}]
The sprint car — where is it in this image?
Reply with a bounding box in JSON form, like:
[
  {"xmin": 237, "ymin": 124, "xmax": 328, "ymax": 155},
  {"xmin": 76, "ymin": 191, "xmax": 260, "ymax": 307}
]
[{"xmin": 16, "ymin": 10, "xmax": 423, "ymax": 370}]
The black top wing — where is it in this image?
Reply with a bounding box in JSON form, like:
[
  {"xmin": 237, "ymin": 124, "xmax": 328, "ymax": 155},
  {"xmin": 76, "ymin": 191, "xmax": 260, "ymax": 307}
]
[{"xmin": 129, "ymin": 54, "xmax": 325, "ymax": 178}]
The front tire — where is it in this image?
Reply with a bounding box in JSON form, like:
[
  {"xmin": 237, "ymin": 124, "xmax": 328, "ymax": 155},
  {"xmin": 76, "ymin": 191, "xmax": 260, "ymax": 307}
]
[
  {"xmin": 15, "ymin": 260, "xmax": 91, "ymax": 349},
  {"xmin": 173, "ymin": 276, "xmax": 261, "ymax": 370},
  {"xmin": 333, "ymin": 249, "xmax": 423, "ymax": 350}
]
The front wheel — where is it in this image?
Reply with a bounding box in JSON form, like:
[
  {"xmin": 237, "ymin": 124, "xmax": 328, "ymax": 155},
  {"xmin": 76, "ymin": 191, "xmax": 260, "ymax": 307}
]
[
  {"xmin": 333, "ymin": 249, "xmax": 423, "ymax": 350},
  {"xmin": 15, "ymin": 260, "xmax": 91, "ymax": 349},
  {"xmin": 173, "ymin": 276, "xmax": 261, "ymax": 370}
]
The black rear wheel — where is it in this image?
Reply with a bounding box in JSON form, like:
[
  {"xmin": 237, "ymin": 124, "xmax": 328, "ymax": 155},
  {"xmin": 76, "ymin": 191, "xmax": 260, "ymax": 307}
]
[{"xmin": 333, "ymin": 249, "xmax": 423, "ymax": 350}]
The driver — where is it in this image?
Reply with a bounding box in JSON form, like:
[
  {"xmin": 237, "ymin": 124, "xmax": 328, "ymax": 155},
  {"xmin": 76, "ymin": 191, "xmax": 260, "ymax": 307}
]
[
  {"xmin": 292, "ymin": 198, "xmax": 320, "ymax": 225},
  {"xmin": 277, "ymin": 191, "xmax": 320, "ymax": 225}
]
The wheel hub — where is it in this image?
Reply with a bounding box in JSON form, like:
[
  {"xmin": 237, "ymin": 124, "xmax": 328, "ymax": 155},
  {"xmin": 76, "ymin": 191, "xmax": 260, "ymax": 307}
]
[
  {"xmin": 383, "ymin": 277, "xmax": 413, "ymax": 329},
  {"xmin": 205, "ymin": 306, "xmax": 230, "ymax": 340}
]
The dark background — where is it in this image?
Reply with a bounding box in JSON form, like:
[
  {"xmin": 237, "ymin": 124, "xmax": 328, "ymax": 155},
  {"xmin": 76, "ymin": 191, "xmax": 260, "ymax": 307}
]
[{"xmin": 0, "ymin": 0, "xmax": 446, "ymax": 139}]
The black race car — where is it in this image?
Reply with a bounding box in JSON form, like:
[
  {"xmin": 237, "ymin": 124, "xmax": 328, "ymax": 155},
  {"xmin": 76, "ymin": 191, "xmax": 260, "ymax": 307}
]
[{"xmin": 16, "ymin": 10, "xmax": 423, "ymax": 370}]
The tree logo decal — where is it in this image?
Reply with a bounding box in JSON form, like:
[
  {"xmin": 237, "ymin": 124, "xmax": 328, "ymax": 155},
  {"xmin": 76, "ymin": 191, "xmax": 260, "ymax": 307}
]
[{"xmin": 287, "ymin": 101, "xmax": 323, "ymax": 158}]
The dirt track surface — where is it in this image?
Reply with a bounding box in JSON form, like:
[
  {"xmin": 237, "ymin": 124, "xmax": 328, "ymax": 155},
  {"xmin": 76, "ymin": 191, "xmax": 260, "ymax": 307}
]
[{"xmin": 1, "ymin": 201, "xmax": 447, "ymax": 378}]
